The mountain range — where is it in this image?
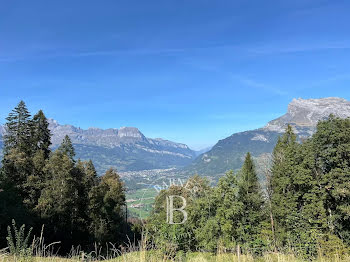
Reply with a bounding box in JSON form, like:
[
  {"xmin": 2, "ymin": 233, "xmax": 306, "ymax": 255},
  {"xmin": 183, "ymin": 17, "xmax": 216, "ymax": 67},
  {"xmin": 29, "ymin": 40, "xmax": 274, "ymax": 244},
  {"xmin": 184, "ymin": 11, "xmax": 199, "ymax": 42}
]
[
  {"xmin": 0, "ymin": 120, "xmax": 197, "ymax": 173},
  {"xmin": 49, "ymin": 120, "xmax": 199, "ymax": 173},
  {"xmin": 185, "ymin": 97, "xmax": 350, "ymax": 177},
  {"xmin": 1, "ymin": 97, "xmax": 349, "ymax": 176}
]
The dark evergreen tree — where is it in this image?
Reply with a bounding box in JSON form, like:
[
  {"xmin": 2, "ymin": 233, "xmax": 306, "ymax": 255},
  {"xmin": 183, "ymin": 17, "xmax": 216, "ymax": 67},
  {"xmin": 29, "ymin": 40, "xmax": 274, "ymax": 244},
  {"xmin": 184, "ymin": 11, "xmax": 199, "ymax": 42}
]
[
  {"xmin": 89, "ymin": 168, "xmax": 126, "ymax": 244},
  {"xmin": 270, "ymin": 125, "xmax": 300, "ymax": 245},
  {"xmin": 73, "ymin": 159, "xmax": 98, "ymax": 240},
  {"xmin": 270, "ymin": 122, "xmax": 340, "ymax": 258},
  {"xmin": 236, "ymin": 153, "xmax": 266, "ymax": 252},
  {"xmin": 215, "ymin": 170, "xmax": 240, "ymax": 247},
  {"xmin": 57, "ymin": 135, "xmax": 75, "ymax": 161},
  {"xmin": 311, "ymin": 116, "xmax": 350, "ymax": 244},
  {"xmin": 0, "ymin": 165, "xmax": 31, "ymax": 248},
  {"xmin": 83, "ymin": 160, "xmax": 98, "ymax": 190},
  {"xmin": 3, "ymin": 101, "xmax": 32, "ymax": 154},
  {"xmin": 31, "ymin": 110, "xmax": 51, "ymax": 159},
  {"xmin": 2, "ymin": 101, "xmax": 34, "ymax": 201},
  {"xmin": 24, "ymin": 149, "xmax": 47, "ymax": 209},
  {"xmin": 37, "ymin": 149, "xmax": 77, "ymax": 248}
]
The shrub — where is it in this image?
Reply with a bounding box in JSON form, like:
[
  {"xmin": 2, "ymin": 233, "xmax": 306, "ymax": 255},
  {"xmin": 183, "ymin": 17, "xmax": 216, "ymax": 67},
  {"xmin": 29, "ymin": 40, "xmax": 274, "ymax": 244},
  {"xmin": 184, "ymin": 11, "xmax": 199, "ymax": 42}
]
[{"xmin": 6, "ymin": 219, "xmax": 33, "ymax": 259}]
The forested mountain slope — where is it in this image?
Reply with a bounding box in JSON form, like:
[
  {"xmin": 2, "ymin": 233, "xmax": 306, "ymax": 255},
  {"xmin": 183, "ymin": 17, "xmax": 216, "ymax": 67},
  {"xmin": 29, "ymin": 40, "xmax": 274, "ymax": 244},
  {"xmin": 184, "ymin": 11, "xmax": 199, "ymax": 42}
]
[{"xmin": 186, "ymin": 97, "xmax": 350, "ymax": 176}]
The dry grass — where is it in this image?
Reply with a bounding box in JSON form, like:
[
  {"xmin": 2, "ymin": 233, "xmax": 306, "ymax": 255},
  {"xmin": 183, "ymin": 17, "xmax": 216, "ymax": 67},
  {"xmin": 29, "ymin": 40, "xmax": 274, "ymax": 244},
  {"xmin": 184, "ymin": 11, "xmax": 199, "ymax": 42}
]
[
  {"xmin": 109, "ymin": 252, "xmax": 350, "ymax": 262},
  {"xmin": 2, "ymin": 252, "xmax": 349, "ymax": 262}
]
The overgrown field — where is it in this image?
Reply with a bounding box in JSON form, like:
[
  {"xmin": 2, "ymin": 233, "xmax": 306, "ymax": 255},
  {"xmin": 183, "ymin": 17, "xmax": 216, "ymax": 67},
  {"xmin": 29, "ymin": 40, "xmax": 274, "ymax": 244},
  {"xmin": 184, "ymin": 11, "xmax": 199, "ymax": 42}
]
[{"xmin": 1, "ymin": 252, "xmax": 350, "ymax": 262}]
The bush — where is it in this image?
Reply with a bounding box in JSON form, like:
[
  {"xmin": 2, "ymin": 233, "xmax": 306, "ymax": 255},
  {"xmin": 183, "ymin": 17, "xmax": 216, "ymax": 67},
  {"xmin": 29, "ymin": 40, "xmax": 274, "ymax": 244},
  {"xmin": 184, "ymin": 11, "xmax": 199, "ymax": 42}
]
[
  {"xmin": 318, "ymin": 234, "xmax": 350, "ymax": 259},
  {"xmin": 6, "ymin": 219, "xmax": 33, "ymax": 260}
]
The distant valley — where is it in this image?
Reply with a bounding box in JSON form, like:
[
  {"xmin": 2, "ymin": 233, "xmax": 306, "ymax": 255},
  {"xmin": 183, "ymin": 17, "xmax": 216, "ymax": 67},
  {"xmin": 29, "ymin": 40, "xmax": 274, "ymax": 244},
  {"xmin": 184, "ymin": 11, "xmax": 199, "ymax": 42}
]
[
  {"xmin": 2, "ymin": 97, "xmax": 350, "ymax": 217},
  {"xmin": 49, "ymin": 120, "xmax": 198, "ymax": 173},
  {"xmin": 0, "ymin": 119, "xmax": 197, "ymax": 174},
  {"xmin": 1, "ymin": 97, "xmax": 350, "ymax": 178},
  {"xmin": 185, "ymin": 97, "xmax": 350, "ymax": 178}
]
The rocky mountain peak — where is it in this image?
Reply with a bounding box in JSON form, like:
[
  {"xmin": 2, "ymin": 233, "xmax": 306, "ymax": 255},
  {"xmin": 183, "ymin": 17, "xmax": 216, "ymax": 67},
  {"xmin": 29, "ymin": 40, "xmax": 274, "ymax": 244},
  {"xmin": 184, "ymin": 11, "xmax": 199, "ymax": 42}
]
[
  {"xmin": 0, "ymin": 118, "xmax": 196, "ymax": 172},
  {"xmin": 264, "ymin": 97, "xmax": 350, "ymax": 132},
  {"xmin": 48, "ymin": 118, "xmax": 59, "ymax": 128},
  {"xmin": 118, "ymin": 127, "xmax": 145, "ymax": 139}
]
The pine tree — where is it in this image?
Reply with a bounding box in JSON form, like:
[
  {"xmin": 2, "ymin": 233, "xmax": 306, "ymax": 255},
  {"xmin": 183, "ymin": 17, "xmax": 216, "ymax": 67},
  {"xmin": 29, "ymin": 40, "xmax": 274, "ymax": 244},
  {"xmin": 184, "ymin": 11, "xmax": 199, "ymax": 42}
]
[
  {"xmin": 236, "ymin": 153, "xmax": 266, "ymax": 252},
  {"xmin": 84, "ymin": 160, "xmax": 98, "ymax": 190},
  {"xmin": 31, "ymin": 110, "xmax": 51, "ymax": 159},
  {"xmin": 270, "ymin": 125, "xmax": 300, "ymax": 244},
  {"xmin": 37, "ymin": 149, "xmax": 77, "ymax": 246},
  {"xmin": 311, "ymin": 116, "xmax": 350, "ymax": 244},
  {"xmin": 71, "ymin": 160, "xmax": 92, "ymax": 241},
  {"xmin": 37, "ymin": 137, "xmax": 83, "ymax": 247},
  {"xmin": 24, "ymin": 149, "xmax": 47, "ymax": 209},
  {"xmin": 88, "ymin": 168, "xmax": 126, "ymax": 244},
  {"xmin": 2, "ymin": 101, "xmax": 33, "ymax": 198},
  {"xmin": 215, "ymin": 170, "xmax": 240, "ymax": 247},
  {"xmin": 3, "ymin": 101, "xmax": 32, "ymax": 155},
  {"xmin": 270, "ymin": 125, "xmax": 329, "ymax": 257},
  {"xmin": 57, "ymin": 135, "xmax": 75, "ymax": 161},
  {"xmin": 21, "ymin": 110, "xmax": 52, "ymax": 209}
]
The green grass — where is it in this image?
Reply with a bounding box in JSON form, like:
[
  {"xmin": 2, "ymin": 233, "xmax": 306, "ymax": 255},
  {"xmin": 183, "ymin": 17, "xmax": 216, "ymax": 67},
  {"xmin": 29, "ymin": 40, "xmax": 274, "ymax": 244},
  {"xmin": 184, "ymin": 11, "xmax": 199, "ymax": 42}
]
[{"xmin": 126, "ymin": 188, "xmax": 158, "ymax": 218}]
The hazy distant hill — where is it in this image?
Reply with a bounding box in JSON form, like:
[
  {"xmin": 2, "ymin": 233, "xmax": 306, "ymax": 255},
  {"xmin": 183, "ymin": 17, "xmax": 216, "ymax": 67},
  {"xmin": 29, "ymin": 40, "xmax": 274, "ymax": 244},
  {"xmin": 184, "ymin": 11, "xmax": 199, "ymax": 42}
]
[
  {"xmin": 195, "ymin": 146, "xmax": 213, "ymax": 156},
  {"xmin": 0, "ymin": 120, "xmax": 196, "ymax": 174},
  {"xmin": 186, "ymin": 97, "xmax": 350, "ymax": 177}
]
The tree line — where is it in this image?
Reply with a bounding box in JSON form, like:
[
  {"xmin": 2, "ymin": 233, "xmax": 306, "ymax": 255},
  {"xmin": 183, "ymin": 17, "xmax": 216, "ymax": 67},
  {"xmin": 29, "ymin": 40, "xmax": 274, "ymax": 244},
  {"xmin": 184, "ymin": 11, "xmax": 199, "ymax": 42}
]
[
  {"xmin": 147, "ymin": 116, "xmax": 350, "ymax": 259},
  {"xmin": 0, "ymin": 101, "xmax": 128, "ymax": 252},
  {"xmin": 1, "ymin": 101, "xmax": 350, "ymax": 259}
]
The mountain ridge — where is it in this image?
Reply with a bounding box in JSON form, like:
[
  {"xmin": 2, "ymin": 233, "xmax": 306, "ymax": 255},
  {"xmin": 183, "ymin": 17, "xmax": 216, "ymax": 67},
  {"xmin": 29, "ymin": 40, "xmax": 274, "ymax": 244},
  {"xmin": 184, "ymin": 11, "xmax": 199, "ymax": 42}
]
[
  {"xmin": 264, "ymin": 97, "xmax": 350, "ymax": 132},
  {"xmin": 47, "ymin": 119, "xmax": 191, "ymax": 151},
  {"xmin": 186, "ymin": 97, "xmax": 350, "ymax": 177},
  {"xmin": 0, "ymin": 119, "xmax": 196, "ymax": 173},
  {"xmin": 1, "ymin": 97, "xmax": 349, "ymax": 175}
]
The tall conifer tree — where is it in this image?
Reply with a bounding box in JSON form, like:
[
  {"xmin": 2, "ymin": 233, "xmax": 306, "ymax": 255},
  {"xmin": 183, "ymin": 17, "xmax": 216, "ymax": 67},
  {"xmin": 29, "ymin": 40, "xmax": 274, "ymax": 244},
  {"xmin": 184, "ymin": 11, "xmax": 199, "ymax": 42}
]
[
  {"xmin": 57, "ymin": 135, "xmax": 75, "ymax": 161},
  {"xmin": 311, "ymin": 116, "xmax": 350, "ymax": 244},
  {"xmin": 32, "ymin": 110, "xmax": 52, "ymax": 159},
  {"xmin": 236, "ymin": 153, "xmax": 265, "ymax": 250},
  {"xmin": 3, "ymin": 101, "xmax": 32, "ymax": 154},
  {"xmin": 270, "ymin": 125, "xmax": 300, "ymax": 241},
  {"xmin": 2, "ymin": 101, "xmax": 33, "ymax": 198},
  {"xmin": 89, "ymin": 168, "xmax": 126, "ymax": 244}
]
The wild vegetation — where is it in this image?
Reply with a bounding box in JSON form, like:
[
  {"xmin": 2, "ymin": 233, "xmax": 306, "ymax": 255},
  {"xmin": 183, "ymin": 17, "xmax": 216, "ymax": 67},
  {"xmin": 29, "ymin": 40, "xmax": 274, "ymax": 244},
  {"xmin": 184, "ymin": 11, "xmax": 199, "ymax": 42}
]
[
  {"xmin": 0, "ymin": 101, "xmax": 129, "ymax": 254},
  {"xmin": 1, "ymin": 101, "xmax": 350, "ymax": 261},
  {"xmin": 146, "ymin": 116, "xmax": 350, "ymax": 260}
]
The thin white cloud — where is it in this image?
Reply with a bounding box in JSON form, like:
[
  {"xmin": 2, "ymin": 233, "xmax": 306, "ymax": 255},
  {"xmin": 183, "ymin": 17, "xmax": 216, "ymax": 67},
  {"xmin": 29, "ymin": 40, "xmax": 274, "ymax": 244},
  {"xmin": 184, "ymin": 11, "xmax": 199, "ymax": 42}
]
[
  {"xmin": 230, "ymin": 74, "xmax": 288, "ymax": 96},
  {"xmin": 247, "ymin": 41, "xmax": 350, "ymax": 55},
  {"xmin": 0, "ymin": 48, "xmax": 186, "ymax": 63},
  {"xmin": 298, "ymin": 73, "xmax": 350, "ymax": 91},
  {"xmin": 2, "ymin": 39, "xmax": 349, "ymax": 63},
  {"xmin": 208, "ymin": 112, "xmax": 281, "ymax": 120}
]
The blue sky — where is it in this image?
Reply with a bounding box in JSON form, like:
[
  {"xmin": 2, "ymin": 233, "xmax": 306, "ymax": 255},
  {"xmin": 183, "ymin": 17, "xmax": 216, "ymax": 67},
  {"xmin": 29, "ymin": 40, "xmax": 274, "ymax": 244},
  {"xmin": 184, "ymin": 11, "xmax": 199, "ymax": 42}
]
[{"xmin": 1, "ymin": 0, "xmax": 350, "ymax": 150}]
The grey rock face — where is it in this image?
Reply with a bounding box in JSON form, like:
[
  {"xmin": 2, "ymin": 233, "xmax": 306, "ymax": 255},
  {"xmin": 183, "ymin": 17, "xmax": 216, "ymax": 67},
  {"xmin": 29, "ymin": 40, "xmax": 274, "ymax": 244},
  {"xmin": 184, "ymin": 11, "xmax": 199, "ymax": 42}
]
[
  {"xmin": 0, "ymin": 119, "xmax": 195, "ymax": 173},
  {"xmin": 47, "ymin": 119, "xmax": 196, "ymax": 172},
  {"xmin": 187, "ymin": 97, "xmax": 350, "ymax": 177},
  {"xmin": 264, "ymin": 97, "xmax": 350, "ymax": 133},
  {"xmin": 48, "ymin": 119, "xmax": 192, "ymax": 154}
]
